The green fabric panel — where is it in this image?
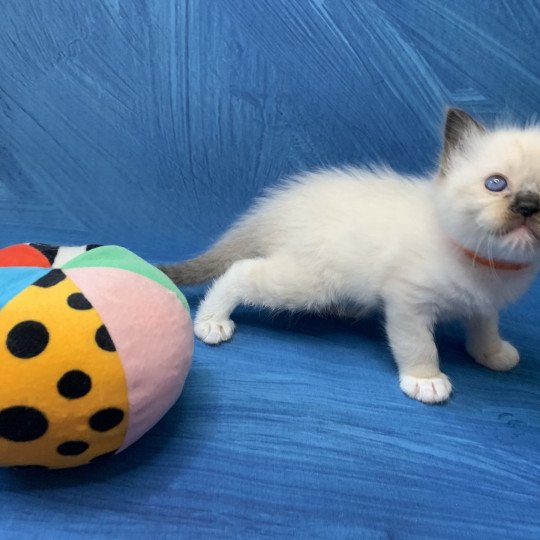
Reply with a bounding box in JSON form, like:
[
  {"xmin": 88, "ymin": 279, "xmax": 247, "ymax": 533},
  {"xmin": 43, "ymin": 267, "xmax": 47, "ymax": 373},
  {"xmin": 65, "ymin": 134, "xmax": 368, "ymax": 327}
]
[{"xmin": 62, "ymin": 245, "xmax": 189, "ymax": 313}]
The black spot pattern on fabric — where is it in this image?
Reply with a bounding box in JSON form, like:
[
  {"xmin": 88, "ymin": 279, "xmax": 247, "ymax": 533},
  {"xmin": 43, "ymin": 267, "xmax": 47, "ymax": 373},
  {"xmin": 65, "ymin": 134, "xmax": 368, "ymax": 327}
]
[
  {"xmin": 95, "ymin": 325, "xmax": 116, "ymax": 352},
  {"xmin": 67, "ymin": 292, "xmax": 92, "ymax": 310},
  {"xmin": 33, "ymin": 269, "xmax": 66, "ymax": 288},
  {"xmin": 86, "ymin": 244, "xmax": 102, "ymax": 251},
  {"xmin": 89, "ymin": 408, "xmax": 124, "ymax": 432},
  {"xmin": 57, "ymin": 370, "xmax": 92, "ymax": 399},
  {"xmin": 57, "ymin": 440, "xmax": 89, "ymax": 456},
  {"xmin": 29, "ymin": 243, "xmax": 59, "ymax": 265},
  {"xmin": 7, "ymin": 321, "xmax": 49, "ymax": 358},
  {"xmin": 90, "ymin": 450, "xmax": 118, "ymax": 463},
  {"xmin": 0, "ymin": 406, "xmax": 48, "ymax": 441}
]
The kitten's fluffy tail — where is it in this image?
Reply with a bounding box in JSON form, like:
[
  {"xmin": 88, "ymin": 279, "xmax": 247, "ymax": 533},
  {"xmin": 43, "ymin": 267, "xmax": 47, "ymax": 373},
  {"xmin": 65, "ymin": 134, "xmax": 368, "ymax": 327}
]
[{"xmin": 159, "ymin": 226, "xmax": 258, "ymax": 286}]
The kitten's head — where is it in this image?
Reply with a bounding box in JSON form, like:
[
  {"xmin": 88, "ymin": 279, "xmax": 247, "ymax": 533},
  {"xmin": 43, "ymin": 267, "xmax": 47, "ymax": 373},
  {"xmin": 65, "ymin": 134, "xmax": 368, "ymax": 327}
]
[{"xmin": 436, "ymin": 108, "xmax": 540, "ymax": 263}]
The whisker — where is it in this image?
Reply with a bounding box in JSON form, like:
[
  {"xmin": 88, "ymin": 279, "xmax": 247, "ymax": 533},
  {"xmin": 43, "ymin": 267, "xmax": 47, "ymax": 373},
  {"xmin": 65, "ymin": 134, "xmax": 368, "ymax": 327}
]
[
  {"xmin": 471, "ymin": 232, "xmax": 486, "ymax": 269},
  {"xmin": 487, "ymin": 233, "xmax": 499, "ymax": 279}
]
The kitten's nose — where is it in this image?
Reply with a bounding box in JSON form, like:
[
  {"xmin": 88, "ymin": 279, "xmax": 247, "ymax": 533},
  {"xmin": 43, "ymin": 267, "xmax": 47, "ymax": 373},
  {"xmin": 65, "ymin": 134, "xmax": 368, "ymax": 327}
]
[{"xmin": 510, "ymin": 191, "xmax": 540, "ymax": 218}]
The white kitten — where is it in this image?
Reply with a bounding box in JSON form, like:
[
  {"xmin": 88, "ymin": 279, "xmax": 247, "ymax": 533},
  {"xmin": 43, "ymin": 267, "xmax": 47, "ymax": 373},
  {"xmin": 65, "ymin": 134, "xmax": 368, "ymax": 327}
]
[{"xmin": 162, "ymin": 109, "xmax": 540, "ymax": 404}]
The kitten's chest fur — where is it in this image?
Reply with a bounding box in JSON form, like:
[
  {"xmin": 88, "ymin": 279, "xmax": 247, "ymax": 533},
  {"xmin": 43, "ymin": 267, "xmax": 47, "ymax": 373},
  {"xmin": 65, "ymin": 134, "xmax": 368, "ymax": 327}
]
[{"xmin": 423, "ymin": 262, "xmax": 534, "ymax": 320}]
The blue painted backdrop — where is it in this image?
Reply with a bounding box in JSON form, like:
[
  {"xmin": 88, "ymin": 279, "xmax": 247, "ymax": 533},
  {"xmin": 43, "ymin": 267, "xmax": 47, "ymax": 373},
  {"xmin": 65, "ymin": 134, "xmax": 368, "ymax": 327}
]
[{"xmin": 0, "ymin": 1, "xmax": 539, "ymax": 538}]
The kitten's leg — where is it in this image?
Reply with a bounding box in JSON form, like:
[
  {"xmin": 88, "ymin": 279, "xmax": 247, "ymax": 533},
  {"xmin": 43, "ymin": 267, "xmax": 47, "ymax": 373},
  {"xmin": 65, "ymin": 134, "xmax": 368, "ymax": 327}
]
[
  {"xmin": 385, "ymin": 303, "xmax": 452, "ymax": 403},
  {"xmin": 465, "ymin": 314, "xmax": 519, "ymax": 371},
  {"xmin": 194, "ymin": 256, "xmax": 314, "ymax": 344}
]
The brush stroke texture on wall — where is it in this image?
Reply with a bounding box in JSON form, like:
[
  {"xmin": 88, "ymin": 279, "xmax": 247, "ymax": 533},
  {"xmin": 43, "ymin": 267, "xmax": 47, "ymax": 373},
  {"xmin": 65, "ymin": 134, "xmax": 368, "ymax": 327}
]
[
  {"xmin": 0, "ymin": 0, "xmax": 538, "ymax": 257},
  {"xmin": 0, "ymin": 1, "xmax": 539, "ymax": 538}
]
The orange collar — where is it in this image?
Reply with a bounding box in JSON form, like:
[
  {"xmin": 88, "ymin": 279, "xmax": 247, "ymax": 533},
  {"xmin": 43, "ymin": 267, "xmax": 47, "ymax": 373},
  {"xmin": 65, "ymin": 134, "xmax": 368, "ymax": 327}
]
[{"xmin": 453, "ymin": 242, "xmax": 531, "ymax": 271}]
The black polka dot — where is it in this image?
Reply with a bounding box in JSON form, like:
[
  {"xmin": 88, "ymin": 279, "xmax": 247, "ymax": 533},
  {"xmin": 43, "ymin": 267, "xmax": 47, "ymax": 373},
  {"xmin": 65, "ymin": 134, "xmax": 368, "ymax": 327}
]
[
  {"xmin": 90, "ymin": 450, "xmax": 118, "ymax": 463},
  {"xmin": 57, "ymin": 370, "xmax": 92, "ymax": 399},
  {"xmin": 89, "ymin": 408, "xmax": 124, "ymax": 432},
  {"xmin": 57, "ymin": 440, "xmax": 89, "ymax": 456},
  {"xmin": 0, "ymin": 406, "xmax": 48, "ymax": 441},
  {"xmin": 95, "ymin": 325, "xmax": 116, "ymax": 352},
  {"xmin": 67, "ymin": 293, "xmax": 92, "ymax": 310},
  {"xmin": 86, "ymin": 244, "xmax": 102, "ymax": 251},
  {"xmin": 30, "ymin": 243, "xmax": 59, "ymax": 265},
  {"xmin": 33, "ymin": 269, "xmax": 66, "ymax": 288},
  {"xmin": 7, "ymin": 321, "xmax": 49, "ymax": 358}
]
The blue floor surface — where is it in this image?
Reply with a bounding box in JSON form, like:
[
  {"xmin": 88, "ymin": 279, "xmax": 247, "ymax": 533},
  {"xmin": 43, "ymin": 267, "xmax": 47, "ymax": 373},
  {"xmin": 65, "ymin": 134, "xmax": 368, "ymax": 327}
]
[{"xmin": 0, "ymin": 283, "xmax": 539, "ymax": 538}]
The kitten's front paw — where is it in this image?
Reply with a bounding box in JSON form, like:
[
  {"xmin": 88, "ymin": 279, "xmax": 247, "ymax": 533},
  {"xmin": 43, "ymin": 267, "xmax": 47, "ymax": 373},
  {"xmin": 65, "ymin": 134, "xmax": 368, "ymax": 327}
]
[
  {"xmin": 194, "ymin": 317, "xmax": 235, "ymax": 345},
  {"xmin": 469, "ymin": 340, "xmax": 520, "ymax": 371},
  {"xmin": 399, "ymin": 373, "xmax": 452, "ymax": 404}
]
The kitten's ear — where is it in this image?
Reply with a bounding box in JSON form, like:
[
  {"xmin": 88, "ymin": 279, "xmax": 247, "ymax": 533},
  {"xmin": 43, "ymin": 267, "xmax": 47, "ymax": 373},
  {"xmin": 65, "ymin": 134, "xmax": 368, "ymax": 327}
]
[{"xmin": 440, "ymin": 108, "xmax": 485, "ymax": 176}]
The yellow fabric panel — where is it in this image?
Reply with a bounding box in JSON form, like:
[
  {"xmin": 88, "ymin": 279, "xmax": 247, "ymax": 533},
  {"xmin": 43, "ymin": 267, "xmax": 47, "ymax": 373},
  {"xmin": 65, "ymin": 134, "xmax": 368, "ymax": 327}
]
[{"xmin": 0, "ymin": 272, "xmax": 129, "ymax": 468}]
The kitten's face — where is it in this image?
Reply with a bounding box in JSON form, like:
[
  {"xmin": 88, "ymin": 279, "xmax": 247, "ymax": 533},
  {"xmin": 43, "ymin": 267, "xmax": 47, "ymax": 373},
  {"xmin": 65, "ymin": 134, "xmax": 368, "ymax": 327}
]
[{"xmin": 436, "ymin": 110, "xmax": 540, "ymax": 263}]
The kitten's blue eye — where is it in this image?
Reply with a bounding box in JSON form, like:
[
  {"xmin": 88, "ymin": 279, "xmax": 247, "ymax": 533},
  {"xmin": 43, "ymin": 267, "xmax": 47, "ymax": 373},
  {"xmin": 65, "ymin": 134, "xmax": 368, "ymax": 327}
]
[{"xmin": 484, "ymin": 175, "xmax": 508, "ymax": 192}]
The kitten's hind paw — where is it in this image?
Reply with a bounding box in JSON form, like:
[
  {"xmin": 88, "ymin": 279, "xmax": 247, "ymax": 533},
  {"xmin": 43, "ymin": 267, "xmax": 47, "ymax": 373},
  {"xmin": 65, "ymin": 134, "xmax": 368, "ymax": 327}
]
[
  {"xmin": 399, "ymin": 373, "xmax": 452, "ymax": 404},
  {"xmin": 468, "ymin": 340, "xmax": 519, "ymax": 372},
  {"xmin": 194, "ymin": 317, "xmax": 235, "ymax": 345}
]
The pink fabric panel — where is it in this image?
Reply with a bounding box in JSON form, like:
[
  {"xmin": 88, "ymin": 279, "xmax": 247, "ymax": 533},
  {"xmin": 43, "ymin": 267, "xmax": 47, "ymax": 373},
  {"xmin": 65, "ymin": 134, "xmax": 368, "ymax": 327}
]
[{"xmin": 65, "ymin": 267, "xmax": 193, "ymax": 451}]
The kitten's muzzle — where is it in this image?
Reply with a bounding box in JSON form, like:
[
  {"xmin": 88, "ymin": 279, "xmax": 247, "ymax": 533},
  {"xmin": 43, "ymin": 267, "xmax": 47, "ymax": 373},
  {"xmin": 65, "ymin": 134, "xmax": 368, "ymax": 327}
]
[{"xmin": 510, "ymin": 191, "xmax": 540, "ymax": 218}]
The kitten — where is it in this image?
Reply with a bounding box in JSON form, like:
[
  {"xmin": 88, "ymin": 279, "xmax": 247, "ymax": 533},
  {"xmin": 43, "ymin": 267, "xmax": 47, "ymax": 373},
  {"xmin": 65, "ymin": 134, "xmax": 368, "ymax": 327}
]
[{"xmin": 161, "ymin": 109, "xmax": 540, "ymax": 404}]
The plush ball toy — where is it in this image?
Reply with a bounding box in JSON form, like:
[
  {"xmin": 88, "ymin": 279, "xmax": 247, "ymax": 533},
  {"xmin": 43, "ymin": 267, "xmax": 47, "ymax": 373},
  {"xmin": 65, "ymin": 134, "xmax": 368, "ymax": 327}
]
[{"xmin": 0, "ymin": 243, "xmax": 192, "ymax": 469}]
